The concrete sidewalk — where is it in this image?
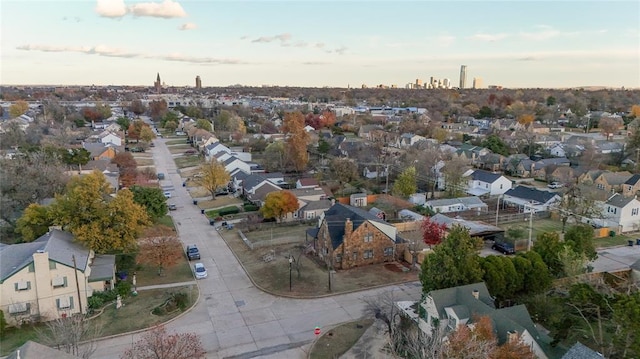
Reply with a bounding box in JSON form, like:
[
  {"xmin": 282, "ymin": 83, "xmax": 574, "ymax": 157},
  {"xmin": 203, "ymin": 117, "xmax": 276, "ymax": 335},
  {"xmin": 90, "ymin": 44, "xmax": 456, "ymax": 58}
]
[{"xmin": 136, "ymin": 281, "xmax": 197, "ymax": 291}]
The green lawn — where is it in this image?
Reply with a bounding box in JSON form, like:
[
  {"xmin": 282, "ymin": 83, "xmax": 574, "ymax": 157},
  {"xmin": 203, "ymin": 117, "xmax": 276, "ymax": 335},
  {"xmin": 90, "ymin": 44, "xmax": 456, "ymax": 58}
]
[
  {"xmin": 0, "ymin": 324, "xmax": 42, "ymax": 356},
  {"xmin": 174, "ymin": 156, "xmax": 203, "ymax": 169},
  {"xmin": 135, "ymin": 256, "xmax": 195, "ymax": 287},
  {"xmin": 165, "ymin": 139, "xmax": 187, "ymax": 145},
  {"xmin": 156, "ymin": 215, "xmax": 175, "ymax": 228},
  {"xmin": 309, "ymin": 319, "xmax": 374, "ymax": 359}
]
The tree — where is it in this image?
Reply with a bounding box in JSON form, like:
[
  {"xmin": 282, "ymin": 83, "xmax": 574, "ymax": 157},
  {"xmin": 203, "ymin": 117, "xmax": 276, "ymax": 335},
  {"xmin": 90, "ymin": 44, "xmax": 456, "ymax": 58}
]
[
  {"xmin": 112, "ymin": 152, "xmax": 138, "ymax": 188},
  {"xmin": 137, "ymin": 225, "xmax": 182, "ymax": 276},
  {"xmin": 317, "ymin": 139, "xmax": 330, "ymax": 154},
  {"xmin": 442, "ymin": 156, "xmax": 468, "ymax": 198},
  {"xmin": 546, "ymin": 96, "xmax": 557, "ymax": 107},
  {"xmin": 195, "ymin": 119, "xmax": 212, "ymax": 131},
  {"xmin": 564, "ymin": 224, "xmax": 597, "ymax": 261},
  {"xmin": 263, "ymin": 141, "xmax": 286, "ymax": 172},
  {"xmin": 517, "ymin": 114, "xmax": 534, "ymax": 126},
  {"xmin": 554, "ymin": 185, "xmax": 602, "ymax": 233},
  {"xmin": 282, "ymin": 112, "xmax": 310, "ymax": 172},
  {"xmin": 164, "ymin": 120, "xmax": 178, "ymax": 133},
  {"xmin": 514, "ymin": 251, "xmax": 551, "ymax": 295},
  {"xmin": 15, "ymin": 203, "xmax": 53, "ymax": 241},
  {"xmin": 36, "ymin": 315, "xmax": 100, "ymax": 359},
  {"xmin": 120, "ymin": 325, "xmax": 205, "ymax": 359},
  {"xmin": 481, "ymin": 135, "xmax": 509, "ymax": 156},
  {"xmin": 631, "ymin": 104, "xmax": 640, "ymax": 118},
  {"xmin": 330, "ymin": 158, "xmax": 359, "ymax": 184},
  {"xmin": 9, "ymin": 100, "xmax": 29, "ymax": 118},
  {"xmin": 148, "ymin": 100, "xmax": 168, "ymax": 121},
  {"xmin": 61, "ymin": 148, "xmax": 91, "ymax": 172},
  {"xmin": 480, "ymin": 255, "xmax": 520, "ymax": 302},
  {"xmin": 421, "ymin": 216, "xmax": 447, "ymax": 247},
  {"xmin": 393, "ymin": 166, "xmax": 417, "ymax": 197},
  {"xmin": 94, "ymin": 102, "xmax": 112, "ymax": 120},
  {"xmin": 196, "ymin": 159, "xmax": 230, "ymax": 200},
  {"xmin": 532, "ymin": 231, "xmax": 564, "ymax": 278},
  {"xmin": 139, "ymin": 126, "xmax": 156, "ymax": 143},
  {"xmin": 478, "ymin": 105, "xmax": 493, "ymax": 118},
  {"xmin": 130, "ymin": 186, "xmax": 168, "ymax": 221},
  {"xmin": 260, "ymin": 190, "xmax": 299, "ymax": 222},
  {"xmin": 599, "ymin": 116, "xmax": 623, "ymax": 140},
  {"xmin": 117, "ymin": 117, "xmax": 131, "ymax": 133},
  {"xmin": 127, "ymin": 120, "xmax": 149, "ymax": 143},
  {"xmin": 420, "ymin": 225, "xmax": 484, "ymax": 293},
  {"xmin": 129, "ymin": 99, "xmax": 146, "ymax": 115},
  {"xmin": 612, "ymin": 292, "xmax": 640, "ymax": 358}
]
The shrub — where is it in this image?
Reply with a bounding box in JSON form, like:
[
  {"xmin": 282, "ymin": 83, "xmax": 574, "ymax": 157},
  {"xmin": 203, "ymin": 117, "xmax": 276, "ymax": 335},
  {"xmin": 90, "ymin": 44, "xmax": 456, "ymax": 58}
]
[
  {"xmin": 172, "ymin": 292, "xmax": 189, "ymax": 311},
  {"xmin": 243, "ymin": 204, "xmax": 259, "ymax": 212},
  {"xmin": 218, "ymin": 207, "xmax": 240, "ymax": 216},
  {"xmin": 116, "ymin": 281, "xmax": 132, "ymax": 298},
  {"xmin": 0, "ymin": 310, "xmax": 6, "ymax": 335},
  {"xmin": 88, "ymin": 296, "xmax": 104, "ymax": 310}
]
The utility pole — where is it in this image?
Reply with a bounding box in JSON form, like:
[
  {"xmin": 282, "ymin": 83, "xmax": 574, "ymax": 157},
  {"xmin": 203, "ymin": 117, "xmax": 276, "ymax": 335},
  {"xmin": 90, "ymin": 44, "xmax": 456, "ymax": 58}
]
[
  {"xmin": 72, "ymin": 255, "xmax": 83, "ymax": 314},
  {"xmin": 527, "ymin": 201, "xmax": 534, "ymax": 251},
  {"xmin": 385, "ymin": 165, "xmax": 390, "ymax": 193},
  {"xmin": 495, "ymin": 195, "xmax": 501, "ymax": 226}
]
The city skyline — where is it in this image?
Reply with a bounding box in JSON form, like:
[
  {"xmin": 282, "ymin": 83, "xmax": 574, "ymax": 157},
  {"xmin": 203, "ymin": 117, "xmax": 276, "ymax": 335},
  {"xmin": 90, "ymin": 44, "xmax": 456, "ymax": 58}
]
[{"xmin": 1, "ymin": 0, "xmax": 639, "ymax": 89}]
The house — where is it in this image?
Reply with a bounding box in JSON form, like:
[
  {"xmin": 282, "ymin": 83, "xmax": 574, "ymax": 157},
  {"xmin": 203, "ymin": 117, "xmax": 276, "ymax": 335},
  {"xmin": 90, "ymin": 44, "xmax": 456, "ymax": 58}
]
[
  {"xmin": 425, "ymin": 196, "xmax": 488, "ymax": 214},
  {"xmin": 406, "ymin": 282, "xmax": 553, "ymax": 359},
  {"xmin": 464, "ymin": 170, "xmax": 512, "ymax": 196},
  {"xmin": 397, "ymin": 209, "xmax": 425, "ymax": 222},
  {"xmin": 350, "ymin": 193, "xmax": 368, "ymax": 207},
  {"xmin": 502, "ymin": 186, "xmax": 561, "ymax": 213},
  {"xmin": 222, "ymin": 156, "xmax": 251, "ymax": 175},
  {"xmin": 600, "ymin": 193, "xmax": 640, "ymax": 233},
  {"xmin": 622, "ymin": 174, "xmax": 640, "ymax": 197},
  {"xmin": 363, "ymin": 166, "xmax": 388, "ymax": 180},
  {"xmin": 312, "ymin": 203, "xmax": 402, "ymax": 269},
  {"xmin": 395, "ymin": 133, "xmax": 427, "ymax": 149},
  {"xmin": 562, "ymin": 342, "xmax": 603, "ymax": 359},
  {"xmin": 549, "ymin": 143, "xmax": 566, "ymax": 158},
  {"xmin": 593, "ymin": 171, "xmax": 633, "ymax": 193},
  {"xmin": 296, "ymin": 178, "xmax": 320, "ymax": 189},
  {"xmin": 430, "ymin": 214, "xmax": 504, "ymax": 241},
  {"xmin": 298, "ymin": 199, "xmax": 333, "ymax": 220},
  {"xmin": 357, "ymin": 124, "xmax": 383, "ymax": 140},
  {"xmin": 409, "ymin": 193, "xmax": 427, "ymax": 206},
  {"xmin": 289, "ymin": 188, "xmax": 327, "ymax": 202},
  {"xmin": 82, "ymin": 142, "xmax": 117, "ymax": 160},
  {"xmin": 0, "ymin": 229, "xmax": 115, "ymax": 326},
  {"xmin": 98, "ymin": 131, "xmax": 123, "ymax": 147}
]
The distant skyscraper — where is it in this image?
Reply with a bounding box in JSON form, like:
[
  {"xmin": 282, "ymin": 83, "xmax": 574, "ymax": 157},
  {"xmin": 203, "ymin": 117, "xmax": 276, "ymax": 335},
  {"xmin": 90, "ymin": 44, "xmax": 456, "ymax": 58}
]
[
  {"xmin": 473, "ymin": 77, "xmax": 483, "ymax": 89},
  {"xmin": 154, "ymin": 73, "xmax": 162, "ymax": 94},
  {"xmin": 459, "ymin": 65, "xmax": 467, "ymax": 89},
  {"xmin": 195, "ymin": 75, "xmax": 202, "ymax": 89}
]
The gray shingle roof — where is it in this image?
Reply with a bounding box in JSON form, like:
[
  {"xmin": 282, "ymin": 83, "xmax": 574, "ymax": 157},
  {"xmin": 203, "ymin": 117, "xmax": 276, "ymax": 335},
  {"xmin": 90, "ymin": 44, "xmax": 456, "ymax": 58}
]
[
  {"xmin": 624, "ymin": 174, "xmax": 640, "ymax": 186},
  {"xmin": 431, "ymin": 214, "xmax": 504, "ymax": 237},
  {"xmin": 504, "ymin": 186, "xmax": 559, "ymax": 204},
  {"xmin": 470, "ymin": 170, "xmax": 503, "ymax": 183},
  {"xmin": 5, "ymin": 340, "xmax": 80, "ymax": 359},
  {"xmin": 426, "ymin": 196, "xmax": 487, "ymax": 208},
  {"xmin": 605, "ymin": 193, "xmax": 637, "ymax": 208},
  {"xmin": 323, "ymin": 203, "xmax": 390, "ymax": 249},
  {"xmin": 562, "ymin": 342, "xmax": 603, "ymax": 359}
]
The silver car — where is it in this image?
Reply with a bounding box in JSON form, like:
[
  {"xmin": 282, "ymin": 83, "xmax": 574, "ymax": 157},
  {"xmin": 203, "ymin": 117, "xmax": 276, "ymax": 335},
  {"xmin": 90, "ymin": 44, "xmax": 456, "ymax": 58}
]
[{"xmin": 194, "ymin": 263, "xmax": 207, "ymax": 279}]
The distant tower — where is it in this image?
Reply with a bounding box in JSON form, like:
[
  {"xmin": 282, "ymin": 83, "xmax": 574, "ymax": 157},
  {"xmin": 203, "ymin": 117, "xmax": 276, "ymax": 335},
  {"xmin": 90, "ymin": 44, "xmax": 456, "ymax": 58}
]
[
  {"xmin": 195, "ymin": 75, "xmax": 202, "ymax": 89},
  {"xmin": 473, "ymin": 77, "xmax": 483, "ymax": 89},
  {"xmin": 459, "ymin": 65, "xmax": 467, "ymax": 89},
  {"xmin": 154, "ymin": 73, "xmax": 162, "ymax": 94}
]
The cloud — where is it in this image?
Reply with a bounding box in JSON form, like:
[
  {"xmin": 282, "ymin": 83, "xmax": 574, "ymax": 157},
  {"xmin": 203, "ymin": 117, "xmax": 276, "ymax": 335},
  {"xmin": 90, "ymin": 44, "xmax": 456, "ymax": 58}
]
[
  {"xmin": 178, "ymin": 22, "xmax": 197, "ymax": 31},
  {"xmin": 302, "ymin": 61, "xmax": 330, "ymax": 65},
  {"xmin": 95, "ymin": 0, "xmax": 127, "ymax": 18},
  {"xmin": 468, "ymin": 33, "xmax": 508, "ymax": 42},
  {"xmin": 129, "ymin": 0, "xmax": 186, "ymax": 18},
  {"xmin": 519, "ymin": 25, "xmax": 561, "ymax": 41},
  {"xmin": 16, "ymin": 43, "xmax": 247, "ymax": 65},
  {"xmin": 314, "ymin": 42, "xmax": 325, "ymax": 48},
  {"xmin": 251, "ymin": 33, "xmax": 291, "ymax": 44},
  {"xmin": 334, "ymin": 46, "xmax": 348, "ymax": 55},
  {"xmin": 517, "ymin": 56, "xmax": 538, "ymax": 61},
  {"xmin": 95, "ymin": 0, "xmax": 186, "ymax": 19},
  {"xmin": 435, "ymin": 35, "xmax": 455, "ymax": 47}
]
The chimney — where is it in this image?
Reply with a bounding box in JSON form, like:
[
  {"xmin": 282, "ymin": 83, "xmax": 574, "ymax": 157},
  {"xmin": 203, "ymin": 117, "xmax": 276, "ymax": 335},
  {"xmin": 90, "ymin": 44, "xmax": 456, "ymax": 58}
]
[
  {"xmin": 345, "ymin": 218, "xmax": 353, "ymax": 237},
  {"xmin": 472, "ymin": 289, "xmax": 479, "ymax": 299},
  {"xmin": 507, "ymin": 330, "xmax": 518, "ymax": 344}
]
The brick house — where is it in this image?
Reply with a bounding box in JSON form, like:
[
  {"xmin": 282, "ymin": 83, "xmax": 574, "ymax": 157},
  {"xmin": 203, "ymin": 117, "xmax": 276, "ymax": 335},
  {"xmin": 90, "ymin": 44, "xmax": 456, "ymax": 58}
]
[{"xmin": 313, "ymin": 203, "xmax": 403, "ymax": 269}]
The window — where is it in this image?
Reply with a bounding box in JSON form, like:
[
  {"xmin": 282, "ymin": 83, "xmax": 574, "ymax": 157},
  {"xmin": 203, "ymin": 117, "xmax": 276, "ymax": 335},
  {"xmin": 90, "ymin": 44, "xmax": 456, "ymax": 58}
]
[
  {"xmin": 633, "ymin": 208, "xmax": 639, "ymax": 216},
  {"xmin": 364, "ymin": 250, "xmax": 374, "ymax": 259},
  {"xmin": 28, "ymin": 263, "xmax": 35, "ymax": 272},
  {"xmin": 500, "ymin": 184, "xmax": 503, "ymax": 189},
  {"xmin": 597, "ymin": 184, "xmax": 604, "ymax": 190},
  {"xmin": 8, "ymin": 303, "xmax": 29, "ymax": 314},
  {"xmin": 57, "ymin": 296, "xmax": 74, "ymax": 310},
  {"xmin": 335, "ymin": 254, "xmax": 342, "ymax": 263},
  {"xmin": 49, "ymin": 261, "xmax": 57, "ymax": 270},
  {"xmin": 485, "ymin": 184, "xmax": 489, "ymax": 188},
  {"xmin": 15, "ymin": 281, "xmax": 31, "ymax": 291},
  {"xmin": 384, "ymin": 247, "xmax": 394, "ymax": 256},
  {"xmin": 52, "ymin": 276, "xmax": 67, "ymax": 288},
  {"xmin": 352, "ymin": 251, "xmax": 358, "ymax": 260},
  {"xmin": 364, "ymin": 233, "xmax": 373, "ymax": 243},
  {"xmin": 614, "ymin": 208, "xmax": 617, "ymax": 214}
]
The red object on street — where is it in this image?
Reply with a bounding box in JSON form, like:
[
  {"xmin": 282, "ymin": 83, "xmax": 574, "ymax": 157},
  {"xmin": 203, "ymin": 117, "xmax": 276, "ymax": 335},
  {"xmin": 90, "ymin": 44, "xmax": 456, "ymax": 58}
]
[{"xmin": 314, "ymin": 326, "xmax": 321, "ymax": 336}]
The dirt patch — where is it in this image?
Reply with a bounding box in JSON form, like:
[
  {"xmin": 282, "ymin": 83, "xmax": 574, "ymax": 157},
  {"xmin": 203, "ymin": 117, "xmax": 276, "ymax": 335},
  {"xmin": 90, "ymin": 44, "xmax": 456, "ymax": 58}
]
[{"xmin": 384, "ymin": 263, "xmax": 403, "ymax": 273}]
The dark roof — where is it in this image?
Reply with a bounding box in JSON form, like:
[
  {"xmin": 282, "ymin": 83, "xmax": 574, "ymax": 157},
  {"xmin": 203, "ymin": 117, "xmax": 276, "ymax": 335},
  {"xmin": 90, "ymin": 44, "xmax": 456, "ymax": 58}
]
[
  {"xmin": 242, "ymin": 173, "xmax": 269, "ymax": 190},
  {"xmin": 87, "ymin": 254, "xmax": 115, "ymax": 282},
  {"xmin": 323, "ymin": 203, "xmax": 391, "ymax": 249},
  {"xmin": 605, "ymin": 193, "xmax": 637, "ymax": 208},
  {"xmin": 470, "ymin": 170, "xmax": 503, "ymax": 183},
  {"xmin": 624, "ymin": 174, "xmax": 640, "ymax": 186},
  {"xmin": 562, "ymin": 342, "xmax": 603, "ymax": 359},
  {"xmin": 504, "ymin": 186, "xmax": 560, "ymax": 204}
]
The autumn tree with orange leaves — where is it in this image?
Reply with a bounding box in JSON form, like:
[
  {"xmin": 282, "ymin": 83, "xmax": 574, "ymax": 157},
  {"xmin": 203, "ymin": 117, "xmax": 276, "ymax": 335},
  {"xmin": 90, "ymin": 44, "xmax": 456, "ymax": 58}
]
[
  {"xmin": 136, "ymin": 225, "xmax": 183, "ymax": 276},
  {"xmin": 120, "ymin": 325, "xmax": 205, "ymax": 359},
  {"xmin": 260, "ymin": 190, "xmax": 299, "ymax": 223},
  {"xmin": 282, "ymin": 112, "xmax": 310, "ymax": 172},
  {"xmin": 112, "ymin": 152, "xmax": 138, "ymax": 188}
]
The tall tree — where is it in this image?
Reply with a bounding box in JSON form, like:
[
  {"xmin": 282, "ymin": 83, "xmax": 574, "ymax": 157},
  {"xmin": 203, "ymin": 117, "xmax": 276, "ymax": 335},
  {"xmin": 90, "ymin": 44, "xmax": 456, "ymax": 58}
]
[
  {"xmin": 9, "ymin": 100, "xmax": 29, "ymax": 118},
  {"xmin": 196, "ymin": 159, "xmax": 230, "ymax": 200},
  {"xmin": 421, "ymin": 216, "xmax": 447, "ymax": 247},
  {"xmin": 330, "ymin": 158, "xmax": 359, "ymax": 184},
  {"xmin": 117, "ymin": 117, "xmax": 130, "ymax": 134},
  {"xmin": 148, "ymin": 100, "xmax": 168, "ymax": 121},
  {"xmin": 36, "ymin": 315, "xmax": 100, "ymax": 359},
  {"xmin": 136, "ymin": 225, "xmax": 183, "ymax": 276},
  {"xmin": 442, "ymin": 156, "xmax": 468, "ymax": 198},
  {"xmin": 263, "ymin": 141, "xmax": 286, "ymax": 172},
  {"xmin": 420, "ymin": 225, "xmax": 484, "ymax": 293},
  {"xmin": 282, "ymin": 112, "xmax": 310, "ymax": 172},
  {"xmin": 532, "ymin": 231, "xmax": 564, "ymax": 278},
  {"xmin": 61, "ymin": 148, "xmax": 91, "ymax": 172},
  {"xmin": 564, "ymin": 224, "xmax": 597, "ymax": 261},
  {"xmin": 130, "ymin": 186, "xmax": 168, "ymax": 221},
  {"xmin": 112, "ymin": 152, "xmax": 138, "ymax": 188},
  {"xmin": 481, "ymin": 135, "xmax": 509, "ymax": 156},
  {"xmin": 129, "ymin": 99, "xmax": 146, "ymax": 115},
  {"xmin": 15, "ymin": 203, "xmax": 53, "ymax": 242},
  {"xmin": 392, "ymin": 166, "xmax": 417, "ymax": 197},
  {"xmin": 120, "ymin": 325, "xmax": 205, "ymax": 359},
  {"xmin": 139, "ymin": 126, "xmax": 156, "ymax": 143},
  {"xmin": 260, "ymin": 190, "xmax": 299, "ymax": 222},
  {"xmin": 195, "ymin": 119, "xmax": 212, "ymax": 131}
]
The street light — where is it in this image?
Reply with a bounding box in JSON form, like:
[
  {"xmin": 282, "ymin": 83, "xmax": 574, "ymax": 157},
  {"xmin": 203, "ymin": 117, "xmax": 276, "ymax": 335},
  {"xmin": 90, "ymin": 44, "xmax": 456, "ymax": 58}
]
[{"xmin": 289, "ymin": 256, "xmax": 293, "ymax": 292}]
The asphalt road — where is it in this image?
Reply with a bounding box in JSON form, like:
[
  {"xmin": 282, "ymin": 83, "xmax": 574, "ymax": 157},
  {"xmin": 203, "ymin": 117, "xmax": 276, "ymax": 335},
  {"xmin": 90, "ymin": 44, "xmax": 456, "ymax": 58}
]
[{"xmin": 89, "ymin": 136, "xmax": 422, "ymax": 359}]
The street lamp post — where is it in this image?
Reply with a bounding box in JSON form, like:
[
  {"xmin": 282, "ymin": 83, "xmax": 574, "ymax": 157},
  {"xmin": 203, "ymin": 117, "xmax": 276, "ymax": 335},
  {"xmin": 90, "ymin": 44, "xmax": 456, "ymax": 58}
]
[
  {"xmin": 289, "ymin": 256, "xmax": 293, "ymax": 292},
  {"xmin": 495, "ymin": 195, "xmax": 502, "ymax": 227}
]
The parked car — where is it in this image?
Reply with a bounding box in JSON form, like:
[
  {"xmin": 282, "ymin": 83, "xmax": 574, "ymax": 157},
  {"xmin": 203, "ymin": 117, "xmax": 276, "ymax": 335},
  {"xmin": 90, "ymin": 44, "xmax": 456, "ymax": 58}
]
[
  {"xmin": 168, "ymin": 203, "xmax": 177, "ymax": 211},
  {"xmin": 186, "ymin": 245, "xmax": 201, "ymax": 261},
  {"xmin": 492, "ymin": 242, "xmax": 516, "ymax": 255},
  {"xmin": 185, "ymin": 149, "xmax": 197, "ymax": 155},
  {"xmin": 157, "ymin": 173, "xmax": 165, "ymax": 180},
  {"xmin": 163, "ymin": 191, "xmax": 172, "ymax": 198},
  {"xmin": 547, "ymin": 182, "xmax": 563, "ymax": 189},
  {"xmin": 130, "ymin": 147, "xmax": 145, "ymax": 153},
  {"xmin": 193, "ymin": 263, "xmax": 207, "ymax": 279}
]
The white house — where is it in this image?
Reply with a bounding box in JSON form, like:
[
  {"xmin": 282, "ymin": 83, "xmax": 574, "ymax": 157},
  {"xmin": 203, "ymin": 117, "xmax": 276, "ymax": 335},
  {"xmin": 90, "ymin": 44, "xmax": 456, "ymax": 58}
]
[
  {"xmin": 464, "ymin": 170, "xmax": 512, "ymax": 196},
  {"xmin": 425, "ymin": 196, "xmax": 488, "ymax": 214},
  {"xmin": 599, "ymin": 193, "xmax": 640, "ymax": 233},
  {"xmin": 548, "ymin": 143, "xmax": 566, "ymax": 158},
  {"xmin": 98, "ymin": 131, "xmax": 123, "ymax": 147},
  {"xmin": 501, "ymin": 186, "xmax": 561, "ymax": 213},
  {"xmin": 222, "ymin": 156, "xmax": 251, "ymax": 175}
]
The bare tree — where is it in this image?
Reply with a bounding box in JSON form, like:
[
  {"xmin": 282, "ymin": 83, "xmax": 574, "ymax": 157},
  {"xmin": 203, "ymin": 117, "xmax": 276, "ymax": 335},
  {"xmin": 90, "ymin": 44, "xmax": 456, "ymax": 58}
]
[
  {"xmin": 36, "ymin": 315, "xmax": 101, "ymax": 359},
  {"xmin": 120, "ymin": 325, "xmax": 205, "ymax": 359}
]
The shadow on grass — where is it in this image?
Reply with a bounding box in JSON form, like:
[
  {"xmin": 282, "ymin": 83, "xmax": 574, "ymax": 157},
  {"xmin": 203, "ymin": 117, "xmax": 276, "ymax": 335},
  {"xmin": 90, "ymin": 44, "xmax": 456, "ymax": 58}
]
[{"xmin": 309, "ymin": 318, "xmax": 374, "ymax": 359}]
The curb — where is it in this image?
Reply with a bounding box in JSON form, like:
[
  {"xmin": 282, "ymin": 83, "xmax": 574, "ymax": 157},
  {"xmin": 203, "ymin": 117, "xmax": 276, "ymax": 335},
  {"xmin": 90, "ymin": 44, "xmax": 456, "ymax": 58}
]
[{"xmin": 218, "ymin": 231, "xmax": 420, "ymax": 300}]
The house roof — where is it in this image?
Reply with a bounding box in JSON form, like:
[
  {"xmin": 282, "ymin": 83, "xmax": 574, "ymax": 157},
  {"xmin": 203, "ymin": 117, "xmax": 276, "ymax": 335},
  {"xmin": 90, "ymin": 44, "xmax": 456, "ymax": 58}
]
[
  {"xmin": 242, "ymin": 173, "xmax": 269, "ymax": 190},
  {"xmin": 297, "ymin": 177, "xmax": 319, "ymax": 186},
  {"xmin": 5, "ymin": 340, "xmax": 80, "ymax": 359},
  {"xmin": 504, "ymin": 186, "xmax": 559, "ymax": 204},
  {"xmin": 469, "ymin": 169, "xmax": 503, "ymax": 184},
  {"xmin": 289, "ymin": 188, "xmax": 326, "ymax": 199},
  {"xmin": 300, "ymin": 199, "xmax": 333, "ymax": 211},
  {"xmin": 82, "ymin": 142, "xmax": 111, "ymax": 158},
  {"xmin": 605, "ymin": 193, "xmax": 637, "ymax": 208},
  {"xmin": 87, "ymin": 254, "xmax": 115, "ymax": 282},
  {"xmin": 322, "ymin": 203, "xmax": 394, "ymax": 249},
  {"xmin": 562, "ymin": 342, "xmax": 603, "ymax": 359},
  {"xmin": 426, "ymin": 196, "xmax": 487, "ymax": 208},
  {"xmin": 0, "ymin": 229, "xmax": 90, "ymax": 282},
  {"xmin": 431, "ymin": 214, "xmax": 504, "ymax": 237},
  {"xmin": 599, "ymin": 171, "xmax": 632, "ymax": 186},
  {"xmin": 624, "ymin": 174, "xmax": 640, "ymax": 186}
]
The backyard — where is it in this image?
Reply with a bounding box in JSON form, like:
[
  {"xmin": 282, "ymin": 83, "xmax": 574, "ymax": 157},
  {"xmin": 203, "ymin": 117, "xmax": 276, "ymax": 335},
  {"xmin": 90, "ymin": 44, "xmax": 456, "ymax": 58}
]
[{"xmin": 220, "ymin": 227, "xmax": 418, "ymax": 297}]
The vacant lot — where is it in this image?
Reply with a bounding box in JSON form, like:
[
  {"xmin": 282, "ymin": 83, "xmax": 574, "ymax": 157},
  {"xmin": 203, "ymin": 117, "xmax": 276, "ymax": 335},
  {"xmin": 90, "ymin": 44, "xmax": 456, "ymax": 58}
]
[
  {"xmin": 135, "ymin": 255, "xmax": 194, "ymax": 287},
  {"xmin": 168, "ymin": 144, "xmax": 194, "ymax": 154},
  {"xmin": 174, "ymin": 156, "xmax": 203, "ymax": 169},
  {"xmin": 221, "ymin": 228, "xmax": 418, "ymax": 297}
]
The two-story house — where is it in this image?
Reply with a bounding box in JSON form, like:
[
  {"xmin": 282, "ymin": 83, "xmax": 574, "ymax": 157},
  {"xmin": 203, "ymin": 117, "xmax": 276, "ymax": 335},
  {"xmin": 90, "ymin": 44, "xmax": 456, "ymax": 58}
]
[
  {"xmin": 313, "ymin": 203, "xmax": 402, "ymax": 269},
  {"xmin": 593, "ymin": 171, "xmax": 633, "ymax": 193},
  {"xmin": 600, "ymin": 193, "xmax": 640, "ymax": 233},
  {"xmin": 464, "ymin": 170, "xmax": 512, "ymax": 196},
  {"xmin": 622, "ymin": 174, "xmax": 640, "ymax": 197},
  {"xmin": 403, "ymin": 282, "xmax": 552, "ymax": 359},
  {"xmin": 0, "ymin": 229, "xmax": 115, "ymax": 326}
]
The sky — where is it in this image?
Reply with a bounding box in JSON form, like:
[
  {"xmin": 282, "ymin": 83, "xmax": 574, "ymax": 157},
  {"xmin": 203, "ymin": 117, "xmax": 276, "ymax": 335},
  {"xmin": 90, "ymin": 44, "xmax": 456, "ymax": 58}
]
[{"xmin": 1, "ymin": 0, "xmax": 639, "ymax": 89}]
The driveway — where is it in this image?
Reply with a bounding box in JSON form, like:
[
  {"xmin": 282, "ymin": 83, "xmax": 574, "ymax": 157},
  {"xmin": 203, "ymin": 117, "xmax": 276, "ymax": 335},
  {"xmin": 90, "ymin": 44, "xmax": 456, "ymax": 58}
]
[{"xmin": 89, "ymin": 136, "xmax": 422, "ymax": 359}]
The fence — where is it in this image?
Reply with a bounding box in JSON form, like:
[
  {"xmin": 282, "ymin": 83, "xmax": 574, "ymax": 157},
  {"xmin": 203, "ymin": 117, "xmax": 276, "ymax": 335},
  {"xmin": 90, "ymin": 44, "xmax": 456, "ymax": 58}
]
[
  {"xmin": 460, "ymin": 211, "xmax": 550, "ymax": 225},
  {"xmin": 237, "ymin": 228, "xmax": 307, "ymax": 250}
]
